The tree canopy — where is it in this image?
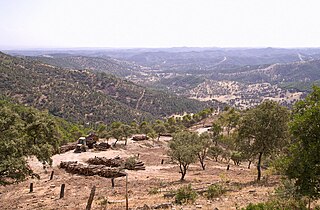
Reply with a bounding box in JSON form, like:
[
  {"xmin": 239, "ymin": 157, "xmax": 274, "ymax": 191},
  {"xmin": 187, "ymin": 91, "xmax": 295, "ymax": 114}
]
[
  {"xmin": 0, "ymin": 100, "xmax": 62, "ymax": 184},
  {"xmin": 168, "ymin": 131, "xmax": 198, "ymax": 180},
  {"xmin": 285, "ymin": 86, "xmax": 320, "ymax": 199},
  {"xmin": 0, "ymin": 99, "xmax": 89, "ymax": 184},
  {"xmin": 237, "ymin": 100, "xmax": 289, "ymax": 181}
]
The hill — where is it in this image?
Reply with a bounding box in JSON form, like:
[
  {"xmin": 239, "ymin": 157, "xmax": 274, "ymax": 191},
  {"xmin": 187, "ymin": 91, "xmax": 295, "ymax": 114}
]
[
  {"xmin": 213, "ymin": 60, "xmax": 320, "ymax": 85},
  {"xmin": 0, "ymin": 52, "xmax": 219, "ymax": 124},
  {"xmin": 9, "ymin": 48, "xmax": 320, "ymax": 109},
  {"xmin": 31, "ymin": 54, "xmax": 142, "ymax": 77}
]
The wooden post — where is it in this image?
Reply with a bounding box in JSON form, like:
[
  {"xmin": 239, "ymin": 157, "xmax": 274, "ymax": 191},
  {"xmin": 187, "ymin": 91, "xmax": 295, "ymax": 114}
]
[
  {"xmin": 60, "ymin": 184, "xmax": 65, "ymax": 199},
  {"xmin": 86, "ymin": 186, "xmax": 96, "ymax": 210},
  {"xmin": 50, "ymin": 171, "xmax": 54, "ymax": 180},
  {"xmin": 125, "ymin": 173, "xmax": 128, "ymax": 210},
  {"xmin": 161, "ymin": 159, "xmax": 164, "ymax": 164},
  {"xmin": 29, "ymin": 183, "xmax": 33, "ymax": 193},
  {"xmin": 111, "ymin": 178, "xmax": 115, "ymax": 188}
]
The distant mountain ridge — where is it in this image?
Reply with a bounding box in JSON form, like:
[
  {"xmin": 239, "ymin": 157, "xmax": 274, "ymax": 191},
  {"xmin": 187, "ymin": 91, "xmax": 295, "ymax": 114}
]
[
  {"xmin": 213, "ymin": 59, "xmax": 320, "ymax": 85},
  {"xmin": 30, "ymin": 54, "xmax": 142, "ymax": 77}
]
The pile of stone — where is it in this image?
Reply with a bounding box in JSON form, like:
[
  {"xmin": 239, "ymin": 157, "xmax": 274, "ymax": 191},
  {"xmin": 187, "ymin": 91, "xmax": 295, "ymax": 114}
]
[
  {"xmin": 127, "ymin": 160, "xmax": 145, "ymax": 170},
  {"xmin": 94, "ymin": 142, "xmax": 111, "ymax": 151},
  {"xmin": 86, "ymin": 156, "xmax": 123, "ymax": 167},
  {"xmin": 59, "ymin": 161, "xmax": 126, "ymax": 178},
  {"xmin": 132, "ymin": 135, "xmax": 148, "ymax": 141},
  {"xmin": 87, "ymin": 156, "xmax": 146, "ymax": 170},
  {"xmin": 59, "ymin": 142, "xmax": 76, "ymax": 153}
]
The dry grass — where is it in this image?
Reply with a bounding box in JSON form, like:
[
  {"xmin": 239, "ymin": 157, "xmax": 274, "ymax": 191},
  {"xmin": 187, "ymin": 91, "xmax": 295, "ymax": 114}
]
[{"xmin": 0, "ymin": 138, "xmax": 279, "ymax": 210}]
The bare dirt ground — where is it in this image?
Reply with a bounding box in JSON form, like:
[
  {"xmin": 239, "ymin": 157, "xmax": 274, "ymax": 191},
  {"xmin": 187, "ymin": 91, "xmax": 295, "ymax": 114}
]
[{"xmin": 0, "ymin": 137, "xmax": 279, "ymax": 210}]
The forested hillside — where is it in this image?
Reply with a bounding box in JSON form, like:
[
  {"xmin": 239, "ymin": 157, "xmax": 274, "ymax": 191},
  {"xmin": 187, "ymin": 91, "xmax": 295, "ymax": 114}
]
[
  {"xmin": 214, "ymin": 60, "xmax": 320, "ymax": 85},
  {"xmin": 31, "ymin": 54, "xmax": 141, "ymax": 77},
  {"xmin": 0, "ymin": 52, "xmax": 218, "ymax": 124}
]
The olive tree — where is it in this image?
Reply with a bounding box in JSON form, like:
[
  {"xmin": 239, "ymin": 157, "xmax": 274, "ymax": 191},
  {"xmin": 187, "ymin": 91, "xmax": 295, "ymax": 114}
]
[
  {"xmin": 109, "ymin": 122, "xmax": 124, "ymax": 146},
  {"xmin": 219, "ymin": 108, "xmax": 240, "ymax": 136},
  {"xmin": 195, "ymin": 132, "xmax": 212, "ymax": 170},
  {"xmin": 168, "ymin": 131, "xmax": 198, "ymax": 180},
  {"xmin": 0, "ymin": 101, "xmax": 60, "ymax": 184},
  {"xmin": 285, "ymin": 86, "xmax": 320, "ymax": 200},
  {"xmin": 122, "ymin": 124, "xmax": 134, "ymax": 145},
  {"xmin": 210, "ymin": 122, "xmax": 223, "ymax": 146},
  {"xmin": 237, "ymin": 100, "xmax": 289, "ymax": 181},
  {"xmin": 153, "ymin": 123, "xmax": 167, "ymax": 141}
]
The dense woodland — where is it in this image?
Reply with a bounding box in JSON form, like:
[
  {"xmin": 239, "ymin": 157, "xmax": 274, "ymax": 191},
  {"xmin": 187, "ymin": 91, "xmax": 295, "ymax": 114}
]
[
  {"xmin": 31, "ymin": 55, "xmax": 141, "ymax": 77},
  {"xmin": 0, "ymin": 52, "xmax": 220, "ymax": 124}
]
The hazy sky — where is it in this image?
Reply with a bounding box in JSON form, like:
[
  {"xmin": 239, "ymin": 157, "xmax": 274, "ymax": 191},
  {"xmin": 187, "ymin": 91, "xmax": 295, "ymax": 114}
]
[{"xmin": 1, "ymin": 0, "xmax": 320, "ymax": 49}]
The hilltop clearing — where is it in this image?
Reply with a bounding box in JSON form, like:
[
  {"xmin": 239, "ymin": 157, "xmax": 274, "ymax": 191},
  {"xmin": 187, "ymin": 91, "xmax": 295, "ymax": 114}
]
[{"xmin": 1, "ymin": 135, "xmax": 278, "ymax": 210}]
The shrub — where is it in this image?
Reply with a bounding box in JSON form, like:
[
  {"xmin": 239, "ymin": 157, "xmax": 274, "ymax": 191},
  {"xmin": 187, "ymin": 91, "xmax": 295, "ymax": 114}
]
[
  {"xmin": 231, "ymin": 151, "xmax": 243, "ymax": 165},
  {"xmin": 242, "ymin": 198, "xmax": 308, "ymax": 210},
  {"xmin": 175, "ymin": 184, "xmax": 197, "ymax": 204},
  {"xmin": 206, "ymin": 183, "xmax": 226, "ymax": 199},
  {"xmin": 124, "ymin": 156, "xmax": 137, "ymax": 169},
  {"xmin": 275, "ymin": 179, "xmax": 298, "ymax": 199},
  {"xmin": 148, "ymin": 187, "xmax": 160, "ymax": 195}
]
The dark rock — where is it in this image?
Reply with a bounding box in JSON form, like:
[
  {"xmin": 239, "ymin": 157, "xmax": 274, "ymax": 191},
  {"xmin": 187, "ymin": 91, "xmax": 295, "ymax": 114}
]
[{"xmin": 153, "ymin": 203, "xmax": 172, "ymax": 209}]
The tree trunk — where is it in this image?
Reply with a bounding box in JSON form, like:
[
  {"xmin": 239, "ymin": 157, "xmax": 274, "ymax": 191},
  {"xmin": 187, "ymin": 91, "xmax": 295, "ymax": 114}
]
[
  {"xmin": 200, "ymin": 159, "xmax": 205, "ymax": 170},
  {"xmin": 248, "ymin": 160, "xmax": 252, "ymax": 169},
  {"xmin": 257, "ymin": 152, "xmax": 263, "ymax": 181},
  {"xmin": 198, "ymin": 154, "xmax": 206, "ymax": 170},
  {"xmin": 201, "ymin": 162, "xmax": 205, "ymax": 170},
  {"xmin": 179, "ymin": 164, "xmax": 187, "ymax": 181},
  {"xmin": 180, "ymin": 170, "xmax": 186, "ymax": 181},
  {"xmin": 114, "ymin": 139, "xmax": 118, "ymax": 146},
  {"xmin": 157, "ymin": 134, "xmax": 160, "ymax": 141}
]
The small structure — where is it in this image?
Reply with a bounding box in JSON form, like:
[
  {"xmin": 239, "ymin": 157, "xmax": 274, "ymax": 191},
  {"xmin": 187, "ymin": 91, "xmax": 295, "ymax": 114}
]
[
  {"xmin": 85, "ymin": 133, "xmax": 98, "ymax": 148},
  {"xmin": 132, "ymin": 134, "xmax": 148, "ymax": 141},
  {"xmin": 74, "ymin": 137, "xmax": 88, "ymax": 153}
]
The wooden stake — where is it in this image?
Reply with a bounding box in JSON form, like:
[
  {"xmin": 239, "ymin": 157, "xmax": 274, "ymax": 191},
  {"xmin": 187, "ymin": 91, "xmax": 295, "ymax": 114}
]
[
  {"xmin": 29, "ymin": 183, "xmax": 33, "ymax": 193},
  {"xmin": 111, "ymin": 178, "xmax": 115, "ymax": 188},
  {"xmin": 60, "ymin": 184, "xmax": 65, "ymax": 199},
  {"xmin": 125, "ymin": 173, "xmax": 128, "ymax": 210},
  {"xmin": 86, "ymin": 186, "xmax": 96, "ymax": 210},
  {"xmin": 50, "ymin": 171, "xmax": 54, "ymax": 180}
]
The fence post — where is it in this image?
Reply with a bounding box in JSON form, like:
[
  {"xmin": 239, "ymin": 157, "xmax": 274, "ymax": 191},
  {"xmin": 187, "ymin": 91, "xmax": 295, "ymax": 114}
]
[
  {"xmin": 126, "ymin": 173, "xmax": 128, "ymax": 210},
  {"xmin": 29, "ymin": 183, "xmax": 33, "ymax": 193},
  {"xmin": 60, "ymin": 184, "xmax": 65, "ymax": 199},
  {"xmin": 86, "ymin": 186, "xmax": 96, "ymax": 210},
  {"xmin": 50, "ymin": 171, "xmax": 54, "ymax": 180},
  {"xmin": 111, "ymin": 178, "xmax": 115, "ymax": 188}
]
